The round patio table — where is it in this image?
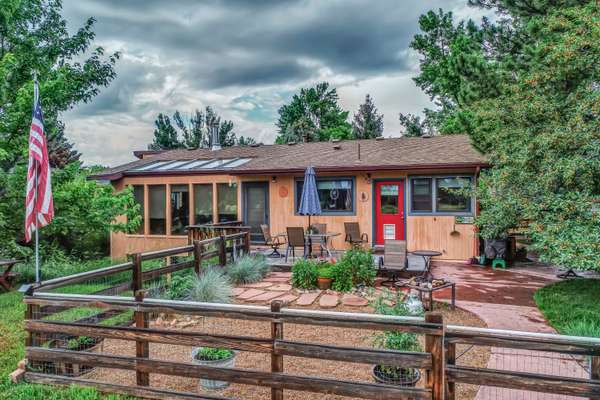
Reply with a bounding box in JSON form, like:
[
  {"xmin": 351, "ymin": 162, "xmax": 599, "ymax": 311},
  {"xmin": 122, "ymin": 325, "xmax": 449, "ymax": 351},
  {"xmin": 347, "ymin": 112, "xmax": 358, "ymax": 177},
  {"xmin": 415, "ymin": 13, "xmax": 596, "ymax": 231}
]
[
  {"xmin": 412, "ymin": 250, "xmax": 442, "ymax": 281},
  {"xmin": 306, "ymin": 232, "xmax": 340, "ymax": 258}
]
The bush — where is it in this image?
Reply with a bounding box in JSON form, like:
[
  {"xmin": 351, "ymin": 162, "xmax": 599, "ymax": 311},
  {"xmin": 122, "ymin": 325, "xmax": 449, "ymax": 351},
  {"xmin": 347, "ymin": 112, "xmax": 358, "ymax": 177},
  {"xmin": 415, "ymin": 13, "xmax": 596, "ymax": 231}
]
[
  {"xmin": 186, "ymin": 268, "xmax": 232, "ymax": 303},
  {"xmin": 317, "ymin": 265, "xmax": 333, "ymax": 279},
  {"xmin": 194, "ymin": 347, "xmax": 234, "ymax": 361},
  {"xmin": 227, "ymin": 254, "xmax": 270, "ymax": 285},
  {"xmin": 331, "ymin": 248, "xmax": 376, "ymax": 292},
  {"xmin": 372, "ymin": 290, "xmax": 423, "ymax": 353},
  {"xmin": 166, "ymin": 271, "xmax": 196, "ymax": 300},
  {"xmin": 291, "ymin": 259, "xmax": 318, "ymax": 289}
]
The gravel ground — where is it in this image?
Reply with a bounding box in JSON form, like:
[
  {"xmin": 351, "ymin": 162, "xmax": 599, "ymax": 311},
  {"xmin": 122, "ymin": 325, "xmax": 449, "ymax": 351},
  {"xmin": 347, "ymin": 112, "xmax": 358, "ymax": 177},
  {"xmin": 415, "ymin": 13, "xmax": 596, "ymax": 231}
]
[{"xmin": 87, "ymin": 301, "xmax": 489, "ymax": 400}]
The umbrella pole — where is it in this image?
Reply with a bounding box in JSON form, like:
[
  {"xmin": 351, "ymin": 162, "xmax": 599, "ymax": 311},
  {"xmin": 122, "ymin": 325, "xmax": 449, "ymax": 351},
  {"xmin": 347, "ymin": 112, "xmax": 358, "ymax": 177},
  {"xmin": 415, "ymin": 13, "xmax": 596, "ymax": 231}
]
[{"xmin": 307, "ymin": 215, "xmax": 311, "ymax": 258}]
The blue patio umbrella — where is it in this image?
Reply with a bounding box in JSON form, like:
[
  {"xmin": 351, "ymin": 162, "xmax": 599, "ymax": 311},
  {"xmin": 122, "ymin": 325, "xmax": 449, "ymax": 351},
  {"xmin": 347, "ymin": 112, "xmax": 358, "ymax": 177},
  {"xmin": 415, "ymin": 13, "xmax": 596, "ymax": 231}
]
[{"xmin": 298, "ymin": 166, "xmax": 322, "ymax": 230}]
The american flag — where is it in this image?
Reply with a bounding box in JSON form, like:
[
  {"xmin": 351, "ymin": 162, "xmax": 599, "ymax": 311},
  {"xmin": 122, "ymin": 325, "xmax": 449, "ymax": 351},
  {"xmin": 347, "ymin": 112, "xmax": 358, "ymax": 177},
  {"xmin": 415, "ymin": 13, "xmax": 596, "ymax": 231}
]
[{"xmin": 24, "ymin": 80, "xmax": 53, "ymax": 242}]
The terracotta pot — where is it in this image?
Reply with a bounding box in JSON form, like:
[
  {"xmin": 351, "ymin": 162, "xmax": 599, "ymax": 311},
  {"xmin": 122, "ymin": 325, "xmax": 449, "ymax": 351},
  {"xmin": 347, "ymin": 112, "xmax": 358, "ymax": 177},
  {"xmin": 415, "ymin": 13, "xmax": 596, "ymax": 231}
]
[{"xmin": 317, "ymin": 277, "xmax": 332, "ymax": 290}]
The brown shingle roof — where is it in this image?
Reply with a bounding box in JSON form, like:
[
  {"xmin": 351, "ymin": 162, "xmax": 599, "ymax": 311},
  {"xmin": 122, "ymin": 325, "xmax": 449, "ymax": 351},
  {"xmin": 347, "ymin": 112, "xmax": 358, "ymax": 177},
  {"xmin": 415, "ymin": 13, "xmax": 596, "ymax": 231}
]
[{"xmin": 91, "ymin": 135, "xmax": 487, "ymax": 181}]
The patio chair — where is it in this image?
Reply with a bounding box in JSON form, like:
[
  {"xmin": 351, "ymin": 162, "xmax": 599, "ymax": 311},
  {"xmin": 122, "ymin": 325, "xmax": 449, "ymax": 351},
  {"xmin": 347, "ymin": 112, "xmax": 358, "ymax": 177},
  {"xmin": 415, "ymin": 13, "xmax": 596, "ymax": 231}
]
[
  {"xmin": 261, "ymin": 224, "xmax": 285, "ymax": 258},
  {"xmin": 378, "ymin": 240, "xmax": 408, "ymax": 287},
  {"xmin": 285, "ymin": 227, "xmax": 307, "ymax": 262},
  {"xmin": 344, "ymin": 222, "xmax": 368, "ymax": 247}
]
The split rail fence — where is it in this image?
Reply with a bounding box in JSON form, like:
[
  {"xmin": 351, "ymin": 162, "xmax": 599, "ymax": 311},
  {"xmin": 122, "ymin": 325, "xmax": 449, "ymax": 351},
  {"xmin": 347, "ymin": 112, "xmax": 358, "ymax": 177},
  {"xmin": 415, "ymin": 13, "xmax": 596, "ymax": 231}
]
[{"xmin": 19, "ymin": 231, "xmax": 600, "ymax": 400}]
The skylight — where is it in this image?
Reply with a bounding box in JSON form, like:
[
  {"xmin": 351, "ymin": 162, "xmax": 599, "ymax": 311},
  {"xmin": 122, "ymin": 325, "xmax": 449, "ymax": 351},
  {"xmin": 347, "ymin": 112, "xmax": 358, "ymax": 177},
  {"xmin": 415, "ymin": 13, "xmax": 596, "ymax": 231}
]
[{"xmin": 128, "ymin": 158, "xmax": 251, "ymax": 173}]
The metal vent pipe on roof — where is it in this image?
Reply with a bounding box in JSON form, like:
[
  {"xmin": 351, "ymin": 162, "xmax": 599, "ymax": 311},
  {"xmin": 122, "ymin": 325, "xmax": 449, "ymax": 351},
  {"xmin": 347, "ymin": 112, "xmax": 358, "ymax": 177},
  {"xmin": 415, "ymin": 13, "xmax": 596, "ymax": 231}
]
[{"xmin": 211, "ymin": 122, "xmax": 221, "ymax": 151}]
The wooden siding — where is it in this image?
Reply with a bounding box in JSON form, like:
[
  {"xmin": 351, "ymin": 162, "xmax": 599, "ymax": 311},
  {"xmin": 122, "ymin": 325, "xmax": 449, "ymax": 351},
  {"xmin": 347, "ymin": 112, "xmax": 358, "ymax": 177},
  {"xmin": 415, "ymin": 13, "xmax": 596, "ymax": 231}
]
[{"xmin": 109, "ymin": 169, "xmax": 478, "ymax": 261}]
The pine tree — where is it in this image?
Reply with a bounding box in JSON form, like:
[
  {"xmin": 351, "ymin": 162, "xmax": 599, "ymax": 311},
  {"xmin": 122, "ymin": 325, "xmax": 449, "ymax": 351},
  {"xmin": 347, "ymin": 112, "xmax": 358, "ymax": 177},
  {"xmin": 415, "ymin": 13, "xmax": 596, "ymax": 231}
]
[
  {"xmin": 174, "ymin": 110, "xmax": 204, "ymax": 149},
  {"xmin": 352, "ymin": 94, "xmax": 383, "ymax": 139},
  {"xmin": 148, "ymin": 114, "xmax": 180, "ymax": 150},
  {"xmin": 47, "ymin": 122, "xmax": 81, "ymax": 168}
]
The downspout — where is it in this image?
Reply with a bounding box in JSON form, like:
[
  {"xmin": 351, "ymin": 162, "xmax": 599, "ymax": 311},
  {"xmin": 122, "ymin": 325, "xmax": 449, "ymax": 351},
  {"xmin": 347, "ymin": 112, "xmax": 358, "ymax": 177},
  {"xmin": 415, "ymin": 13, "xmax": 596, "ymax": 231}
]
[{"xmin": 473, "ymin": 166, "xmax": 481, "ymax": 258}]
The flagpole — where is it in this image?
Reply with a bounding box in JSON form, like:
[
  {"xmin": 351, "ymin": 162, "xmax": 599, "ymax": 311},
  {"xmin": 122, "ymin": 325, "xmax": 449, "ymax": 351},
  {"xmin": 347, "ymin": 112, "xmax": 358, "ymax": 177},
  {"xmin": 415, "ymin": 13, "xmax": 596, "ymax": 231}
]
[{"xmin": 33, "ymin": 70, "xmax": 40, "ymax": 283}]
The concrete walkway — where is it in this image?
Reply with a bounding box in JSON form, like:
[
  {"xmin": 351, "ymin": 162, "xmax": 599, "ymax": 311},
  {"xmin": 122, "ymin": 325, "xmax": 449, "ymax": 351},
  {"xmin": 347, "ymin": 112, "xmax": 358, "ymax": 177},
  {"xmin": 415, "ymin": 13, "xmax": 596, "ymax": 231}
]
[{"xmin": 430, "ymin": 262, "xmax": 589, "ymax": 400}]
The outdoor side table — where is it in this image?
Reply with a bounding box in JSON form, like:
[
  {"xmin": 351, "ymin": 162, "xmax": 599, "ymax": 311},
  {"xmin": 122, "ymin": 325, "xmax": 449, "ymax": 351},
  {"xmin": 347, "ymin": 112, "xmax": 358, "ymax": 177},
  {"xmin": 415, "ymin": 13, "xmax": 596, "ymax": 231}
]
[
  {"xmin": 396, "ymin": 281, "xmax": 456, "ymax": 312},
  {"xmin": 412, "ymin": 250, "xmax": 442, "ymax": 280}
]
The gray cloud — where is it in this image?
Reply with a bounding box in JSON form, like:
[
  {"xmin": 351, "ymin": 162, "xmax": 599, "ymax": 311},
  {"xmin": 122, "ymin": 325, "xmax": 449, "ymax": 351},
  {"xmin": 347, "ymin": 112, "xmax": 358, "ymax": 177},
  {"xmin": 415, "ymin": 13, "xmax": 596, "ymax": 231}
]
[{"xmin": 59, "ymin": 0, "xmax": 485, "ymax": 166}]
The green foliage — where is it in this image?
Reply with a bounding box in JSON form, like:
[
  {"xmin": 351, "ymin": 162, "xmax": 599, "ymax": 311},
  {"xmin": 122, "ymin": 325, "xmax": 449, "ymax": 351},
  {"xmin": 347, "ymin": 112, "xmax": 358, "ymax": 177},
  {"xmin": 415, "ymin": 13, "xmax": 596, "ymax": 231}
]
[
  {"xmin": 331, "ymin": 248, "xmax": 376, "ymax": 292},
  {"xmin": 148, "ymin": 106, "xmax": 244, "ymax": 150},
  {"xmin": 534, "ymin": 279, "xmax": 600, "ymax": 337},
  {"xmin": 194, "ymin": 347, "xmax": 234, "ymax": 361},
  {"xmin": 408, "ymin": 1, "xmax": 600, "ymax": 270},
  {"xmin": 186, "ymin": 268, "xmax": 232, "ymax": 303},
  {"xmin": 317, "ymin": 265, "xmax": 333, "ymax": 279},
  {"xmin": 226, "ymin": 254, "xmax": 270, "ymax": 285},
  {"xmin": 275, "ymin": 82, "xmax": 351, "ymax": 143},
  {"xmin": 65, "ymin": 336, "xmax": 95, "ymax": 350},
  {"xmin": 352, "ymin": 94, "xmax": 384, "ymax": 139},
  {"xmin": 291, "ymin": 259, "xmax": 319, "ymax": 289},
  {"xmin": 166, "ymin": 271, "xmax": 196, "ymax": 300},
  {"xmin": 372, "ymin": 290, "xmax": 423, "ymax": 353}
]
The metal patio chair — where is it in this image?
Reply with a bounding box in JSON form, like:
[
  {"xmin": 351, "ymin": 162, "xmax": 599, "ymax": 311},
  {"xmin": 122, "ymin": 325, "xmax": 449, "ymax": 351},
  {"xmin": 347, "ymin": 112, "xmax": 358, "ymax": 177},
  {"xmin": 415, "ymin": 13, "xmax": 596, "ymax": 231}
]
[
  {"xmin": 378, "ymin": 239, "xmax": 408, "ymax": 287},
  {"xmin": 285, "ymin": 227, "xmax": 307, "ymax": 262}
]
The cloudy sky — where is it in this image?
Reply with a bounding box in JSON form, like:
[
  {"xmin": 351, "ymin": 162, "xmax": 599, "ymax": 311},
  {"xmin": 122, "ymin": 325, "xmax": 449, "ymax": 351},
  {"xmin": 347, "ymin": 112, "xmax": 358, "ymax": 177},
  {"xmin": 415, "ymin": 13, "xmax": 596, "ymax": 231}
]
[{"xmin": 61, "ymin": 1, "xmax": 488, "ymax": 167}]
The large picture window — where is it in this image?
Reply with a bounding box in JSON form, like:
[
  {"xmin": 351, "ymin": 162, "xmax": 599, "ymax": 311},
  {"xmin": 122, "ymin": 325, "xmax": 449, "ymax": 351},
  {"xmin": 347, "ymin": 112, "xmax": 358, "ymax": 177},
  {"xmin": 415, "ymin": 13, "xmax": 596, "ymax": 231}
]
[
  {"xmin": 148, "ymin": 185, "xmax": 166, "ymax": 234},
  {"xmin": 194, "ymin": 184, "xmax": 213, "ymax": 224},
  {"xmin": 409, "ymin": 176, "xmax": 473, "ymax": 215},
  {"xmin": 217, "ymin": 183, "xmax": 238, "ymax": 222},
  {"xmin": 296, "ymin": 177, "xmax": 354, "ymax": 215},
  {"xmin": 170, "ymin": 184, "xmax": 189, "ymax": 235},
  {"xmin": 132, "ymin": 185, "xmax": 145, "ymax": 234}
]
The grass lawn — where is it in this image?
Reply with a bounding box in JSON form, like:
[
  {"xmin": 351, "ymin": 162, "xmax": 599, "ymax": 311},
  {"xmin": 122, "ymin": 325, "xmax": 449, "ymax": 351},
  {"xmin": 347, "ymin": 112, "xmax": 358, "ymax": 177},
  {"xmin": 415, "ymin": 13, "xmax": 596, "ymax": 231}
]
[{"xmin": 534, "ymin": 278, "xmax": 600, "ymax": 337}]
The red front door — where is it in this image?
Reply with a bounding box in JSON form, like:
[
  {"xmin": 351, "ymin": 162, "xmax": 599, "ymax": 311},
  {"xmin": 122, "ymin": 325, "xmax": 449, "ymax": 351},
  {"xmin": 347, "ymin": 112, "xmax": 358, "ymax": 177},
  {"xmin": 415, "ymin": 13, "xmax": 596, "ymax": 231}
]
[{"xmin": 375, "ymin": 181, "xmax": 405, "ymax": 245}]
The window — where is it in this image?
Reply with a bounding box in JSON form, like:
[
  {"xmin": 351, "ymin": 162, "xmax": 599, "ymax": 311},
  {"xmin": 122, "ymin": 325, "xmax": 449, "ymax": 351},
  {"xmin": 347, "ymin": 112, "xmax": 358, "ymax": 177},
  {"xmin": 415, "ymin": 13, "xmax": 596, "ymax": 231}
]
[
  {"xmin": 170, "ymin": 184, "xmax": 189, "ymax": 235},
  {"xmin": 409, "ymin": 176, "xmax": 473, "ymax": 215},
  {"xmin": 436, "ymin": 177, "xmax": 472, "ymax": 213},
  {"xmin": 194, "ymin": 184, "xmax": 213, "ymax": 224},
  {"xmin": 296, "ymin": 178, "xmax": 354, "ymax": 215},
  {"xmin": 380, "ymin": 185, "xmax": 399, "ymax": 214},
  {"xmin": 148, "ymin": 185, "xmax": 166, "ymax": 234},
  {"xmin": 132, "ymin": 185, "xmax": 145, "ymax": 234},
  {"xmin": 411, "ymin": 178, "xmax": 433, "ymax": 212},
  {"xmin": 217, "ymin": 183, "xmax": 238, "ymax": 222}
]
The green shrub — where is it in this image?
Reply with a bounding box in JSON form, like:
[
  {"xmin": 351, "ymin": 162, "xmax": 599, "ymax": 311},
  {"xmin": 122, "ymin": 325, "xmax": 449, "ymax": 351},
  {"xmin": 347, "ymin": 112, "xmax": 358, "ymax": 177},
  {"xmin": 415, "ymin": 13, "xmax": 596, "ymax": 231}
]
[
  {"xmin": 291, "ymin": 259, "xmax": 318, "ymax": 289},
  {"xmin": 227, "ymin": 254, "xmax": 270, "ymax": 285},
  {"xmin": 331, "ymin": 248, "xmax": 376, "ymax": 292},
  {"xmin": 317, "ymin": 266, "xmax": 333, "ymax": 279},
  {"xmin": 194, "ymin": 347, "xmax": 234, "ymax": 361},
  {"xmin": 186, "ymin": 268, "xmax": 232, "ymax": 303},
  {"xmin": 372, "ymin": 290, "xmax": 423, "ymax": 353},
  {"xmin": 166, "ymin": 271, "xmax": 196, "ymax": 300}
]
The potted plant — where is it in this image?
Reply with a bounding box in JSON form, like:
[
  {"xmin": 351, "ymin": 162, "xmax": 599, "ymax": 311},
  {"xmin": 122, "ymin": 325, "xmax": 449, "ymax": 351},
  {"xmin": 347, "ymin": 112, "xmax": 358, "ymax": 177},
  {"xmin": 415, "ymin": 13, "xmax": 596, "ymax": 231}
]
[
  {"xmin": 191, "ymin": 347, "xmax": 237, "ymax": 390},
  {"xmin": 371, "ymin": 291, "xmax": 423, "ymax": 386},
  {"xmin": 316, "ymin": 266, "xmax": 333, "ymax": 290}
]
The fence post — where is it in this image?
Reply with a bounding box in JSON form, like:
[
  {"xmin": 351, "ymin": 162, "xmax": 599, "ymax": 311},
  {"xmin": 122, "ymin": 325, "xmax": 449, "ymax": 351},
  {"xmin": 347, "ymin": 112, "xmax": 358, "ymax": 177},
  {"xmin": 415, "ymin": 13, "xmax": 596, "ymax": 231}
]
[
  {"xmin": 134, "ymin": 289, "xmax": 150, "ymax": 386},
  {"xmin": 425, "ymin": 312, "xmax": 445, "ymax": 400},
  {"xmin": 193, "ymin": 240, "xmax": 203, "ymax": 276},
  {"xmin": 131, "ymin": 253, "xmax": 143, "ymax": 293},
  {"xmin": 445, "ymin": 341, "xmax": 455, "ymax": 400},
  {"xmin": 219, "ymin": 235, "xmax": 227, "ymax": 266},
  {"xmin": 244, "ymin": 228, "xmax": 251, "ymax": 255},
  {"xmin": 592, "ymin": 356, "xmax": 600, "ymax": 400},
  {"xmin": 271, "ymin": 300, "xmax": 284, "ymax": 400}
]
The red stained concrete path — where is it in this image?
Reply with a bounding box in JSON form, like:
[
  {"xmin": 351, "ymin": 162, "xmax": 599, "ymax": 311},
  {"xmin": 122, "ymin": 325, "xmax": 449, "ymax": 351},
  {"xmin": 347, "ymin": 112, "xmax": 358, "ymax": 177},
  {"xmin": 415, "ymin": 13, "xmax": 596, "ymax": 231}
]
[{"xmin": 429, "ymin": 262, "xmax": 588, "ymax": 400}]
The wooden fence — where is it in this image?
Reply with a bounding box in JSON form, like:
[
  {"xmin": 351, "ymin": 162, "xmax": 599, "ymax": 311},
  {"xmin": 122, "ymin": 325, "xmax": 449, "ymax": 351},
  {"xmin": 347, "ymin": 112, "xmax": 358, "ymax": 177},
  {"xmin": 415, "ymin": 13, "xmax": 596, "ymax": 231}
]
[{"xmin": 21, "ymin": 237, "xmax": 600, "ymax": 400}]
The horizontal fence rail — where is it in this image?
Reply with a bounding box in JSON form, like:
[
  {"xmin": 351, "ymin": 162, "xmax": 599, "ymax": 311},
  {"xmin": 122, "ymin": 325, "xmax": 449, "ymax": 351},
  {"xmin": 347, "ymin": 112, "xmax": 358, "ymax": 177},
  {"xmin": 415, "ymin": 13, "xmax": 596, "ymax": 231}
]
[{"xmin": 22, "ymin": 237, "xmax": 600, "ymax": 400}]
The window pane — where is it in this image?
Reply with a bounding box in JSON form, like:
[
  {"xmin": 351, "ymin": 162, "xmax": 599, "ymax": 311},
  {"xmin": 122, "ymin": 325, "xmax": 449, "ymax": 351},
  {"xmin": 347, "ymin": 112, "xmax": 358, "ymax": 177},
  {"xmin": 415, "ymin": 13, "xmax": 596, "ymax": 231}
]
[
  {"xmin": 296, "ymin": 179, "xmax": 353, "ymax": 213},
  {"xmin": 436, "ymin": 177, "xmax": 472, "ymax": 212},
  {"xmin": 217, "ymin": 183, "xmax": 238, "ymax": 222},
  {"xmin": 194, "ymin": 184, "xmax": 213, "ymax": 224},
  {"xmin": 132, "ymin": 185, "xmax": 145, "ymax": 234},
  {"xmin": 170, "ymin": 184, "xmax": 189, "ymax": 235},
  {"xmin": 148, "ymin": 185, "xmax": 166, "ymax": 234},
  {"xmin": 411, "ymin": 178, "xmax": 432, "ymax": 212},
  {"xmin": 380, "ymin": 185, "xmax": 399, "ymax": 214}
]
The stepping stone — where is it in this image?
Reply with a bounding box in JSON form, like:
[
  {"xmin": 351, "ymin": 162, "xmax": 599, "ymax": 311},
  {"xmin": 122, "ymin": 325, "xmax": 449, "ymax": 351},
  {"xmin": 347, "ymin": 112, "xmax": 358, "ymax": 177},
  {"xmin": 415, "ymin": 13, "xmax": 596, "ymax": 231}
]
[
  {"xmin": 269, "ymin": 284, "xmax": 292, "ymax": 291},
  {"xmin": 270, "ymin": 294, "xmax": 298, "ymax": 305},
  {"xmin": 243, "ymin": 282, "xmax": 273, "ymax": 288},
  {"xmin": 296, "ymin": 292, "xmax": 320, "ymax": 306},
  {"xmin": 270, "ymin": 272, "xmax": 292, "ymax": 278},
  {"xmin": 319, "ymin": 294, "xmax": 339, "ymax": 308},
  {"xmin": 232, "ymin": 288, "xmax": 246, "ymax": 296},
  {"xmin": 247, "ymin": 291, "xmax": 285, "ymax": 303},
  {"xmin": 237, "ymin": 289, "xmax": 265, "ymax": 300},
  {"xmin": 263, "ymin": 277, "xmax": 290, "ymax": 283},
  {"xmin": 341, "ymin": 294, "xmax": 369, "ymax": 307}
]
